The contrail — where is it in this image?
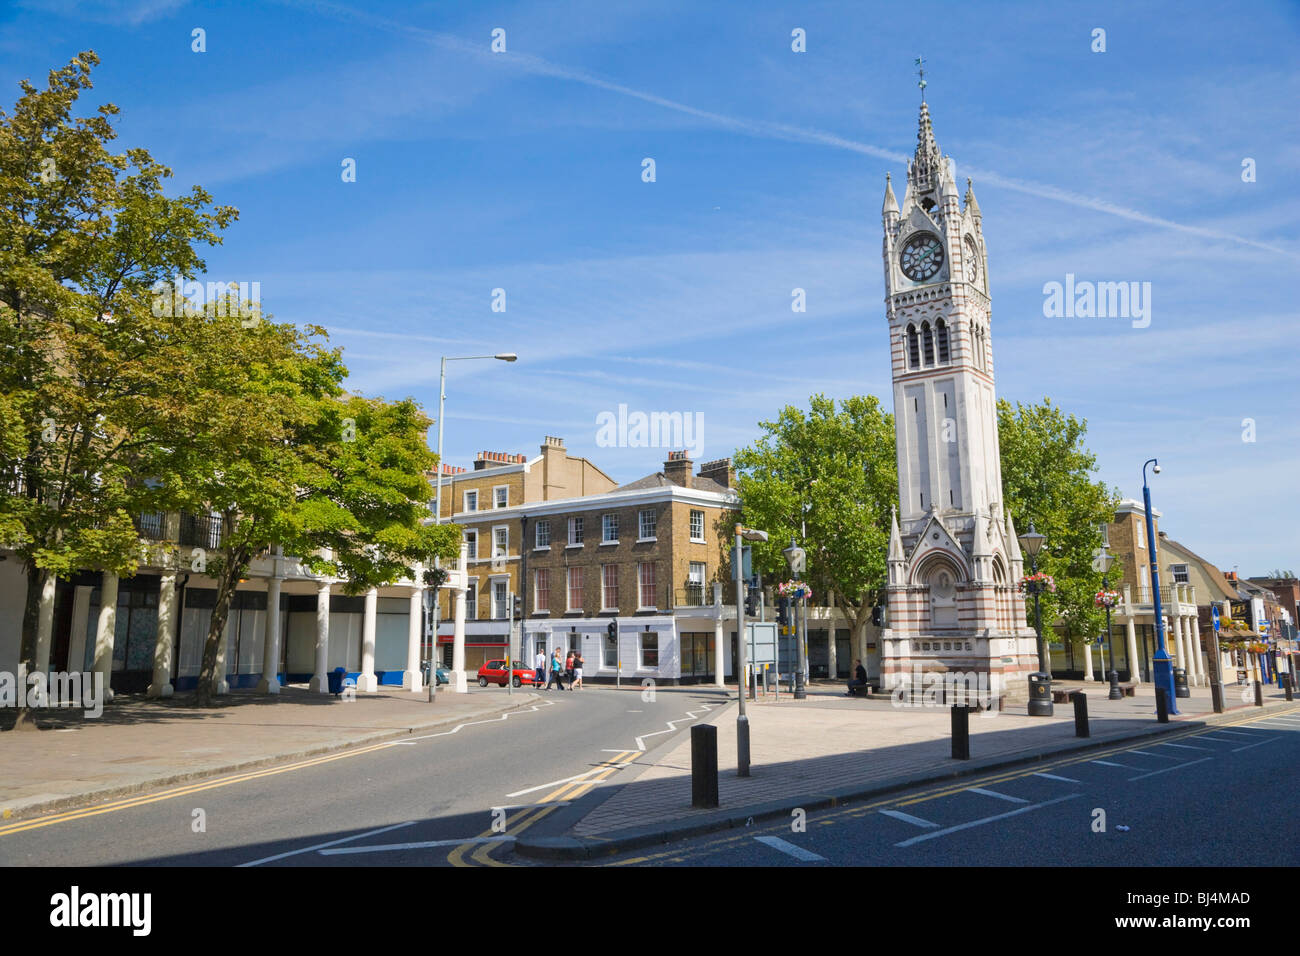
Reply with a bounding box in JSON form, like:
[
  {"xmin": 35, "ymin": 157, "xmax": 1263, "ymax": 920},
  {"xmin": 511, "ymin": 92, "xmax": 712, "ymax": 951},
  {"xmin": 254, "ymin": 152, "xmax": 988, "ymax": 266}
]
[{"xmin": 278, "ymin": 0, "xmax": 1291, "ymax": 257}]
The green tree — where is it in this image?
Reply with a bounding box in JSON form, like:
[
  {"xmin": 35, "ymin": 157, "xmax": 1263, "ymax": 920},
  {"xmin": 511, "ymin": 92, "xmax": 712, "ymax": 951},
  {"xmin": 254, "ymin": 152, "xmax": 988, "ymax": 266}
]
[
  {"xmin": 997, "ymin": 398, "xmax": 1119, "ymax": 669},
  {"xmin": 173, "ymin": 311, "xmax": 462, "ymax": 705},
  {"xmin": 0, "ymin": 52, "xmax": 235, "ymax": 727},
  {"xmin": 733, "ymin": 395, "xmax": 897, "ymax": 634}
]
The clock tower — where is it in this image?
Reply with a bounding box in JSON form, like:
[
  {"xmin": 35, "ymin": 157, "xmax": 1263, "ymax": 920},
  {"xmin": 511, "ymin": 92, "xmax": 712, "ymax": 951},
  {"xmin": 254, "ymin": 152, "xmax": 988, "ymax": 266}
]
[{"xmin": 878, "ymin": 96, "xmax": 1039, "ymax": 703}]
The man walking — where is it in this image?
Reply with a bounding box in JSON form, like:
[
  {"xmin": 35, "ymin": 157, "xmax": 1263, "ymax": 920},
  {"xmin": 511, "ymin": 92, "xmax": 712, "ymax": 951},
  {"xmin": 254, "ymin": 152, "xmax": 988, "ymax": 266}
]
[{"xmin": 533, "ymin": 647, "xmax": 547, "ymax": 687}]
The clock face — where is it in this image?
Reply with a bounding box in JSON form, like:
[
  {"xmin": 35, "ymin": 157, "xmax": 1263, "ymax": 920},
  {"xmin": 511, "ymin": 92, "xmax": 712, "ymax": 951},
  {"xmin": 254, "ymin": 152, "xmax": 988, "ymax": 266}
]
[
  {"xmin": 964, "ymin": 236, "xmax": 979, "ymax": 282},
  {"xmin": 900, "ymin": 232, "xmax": 945, "ymax": 281}
]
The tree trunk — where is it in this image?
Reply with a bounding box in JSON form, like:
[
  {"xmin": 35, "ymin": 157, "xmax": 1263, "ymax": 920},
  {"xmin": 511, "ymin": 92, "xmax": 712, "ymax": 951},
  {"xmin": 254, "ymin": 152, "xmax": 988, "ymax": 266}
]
[
  {"xmin": 194, "ymin": 558, "xmax": 243, "ymax": 707},
  {"xmin": 10, "ymin": 561, "xmax": 49, "ymax": 731}
]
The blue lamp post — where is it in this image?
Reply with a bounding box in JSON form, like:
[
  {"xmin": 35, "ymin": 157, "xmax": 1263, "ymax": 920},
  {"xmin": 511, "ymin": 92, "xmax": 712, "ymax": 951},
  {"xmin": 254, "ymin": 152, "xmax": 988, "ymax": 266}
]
[{"xmin": 1142, "ymin": 458, "xmax": 1178, "ymax": 716}]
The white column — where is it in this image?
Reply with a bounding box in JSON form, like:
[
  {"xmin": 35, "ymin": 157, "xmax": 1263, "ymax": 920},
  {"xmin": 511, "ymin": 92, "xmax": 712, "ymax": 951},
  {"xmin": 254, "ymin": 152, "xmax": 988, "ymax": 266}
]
[
  {"xmin": 308, "ymin": 581, "xmax": 331, "ymax": 693},
  {"xmin": 256, "ymin": 575, "xmax": 283, "ymax": 694},
  {"xmin": 713, "ymin": 617, "xmax": 725, "ymax": 687},
  {"xmin": 1172, "ymin": 614, "xmax": 1187, "ymax": 680},
  {"xmin": 358, "ymin": 587, "xmax": 379, "ymax": 692},
  {"xmin": 1190, "ymin": 616, "xmax": 1205, "ymax": 686},
  {"xmin": 35, "ymin": 572, "xmax": 56, "ymax": 674},
  {"xmin": 826, "ymin": 627, "xmax": 837, "ymax": 681},
  {"xmin": 1080, "ymin": 639, "xmax": 1094, "ymax": 681},
  {"xmin": 451, "ymin": 538, "xmax": 469, "ymax": 692},
  {"xmin": 93, "ymin": 572, "xmax": 118, "ymax": 702},
  {"xmin": 1125, "ymin": 615, "xmax": 1141, "ymax": 684},
  {"xmin": 403, "ymin": 566, "xmax": 424, "ymax": 692},
  {"xmin": 68, "ymin": 585, "xmax": 93, "ymax": 673},
  {"xmin": 148, "ymin": 569, "xmax": 177, "ymax": 697}
]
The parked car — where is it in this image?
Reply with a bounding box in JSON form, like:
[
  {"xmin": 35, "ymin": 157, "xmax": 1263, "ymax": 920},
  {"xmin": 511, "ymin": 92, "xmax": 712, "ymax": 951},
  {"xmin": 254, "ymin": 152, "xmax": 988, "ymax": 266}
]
[
  {"xmin": 477, "ymin": 659, "xmax": 542, "ymax": 688},
  {"xmin": 420, "ymin": 660, "xmax": 451, "ymax": 686}
]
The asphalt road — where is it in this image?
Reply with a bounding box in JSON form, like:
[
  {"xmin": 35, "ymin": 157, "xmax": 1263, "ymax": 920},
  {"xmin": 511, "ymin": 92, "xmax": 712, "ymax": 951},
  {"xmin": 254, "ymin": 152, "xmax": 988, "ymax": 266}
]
[
  {"xmin": 590, "ymin": 707, "xmax": 1300, "ymax": 867},
  {"xmin": 0, "ymin": 685, "xmax": 729, "ymax": 867}
]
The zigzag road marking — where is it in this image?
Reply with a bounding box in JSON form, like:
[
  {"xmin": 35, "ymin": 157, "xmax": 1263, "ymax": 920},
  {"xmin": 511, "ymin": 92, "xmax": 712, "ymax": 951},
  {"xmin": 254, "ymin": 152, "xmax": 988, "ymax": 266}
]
[
  {"xmin": 635, "ymin": 703, "xmax": 716, "ymax": 751},
  {"xmin": 407, "ymin": 698, "xmax": 557, "ymax": 741}
]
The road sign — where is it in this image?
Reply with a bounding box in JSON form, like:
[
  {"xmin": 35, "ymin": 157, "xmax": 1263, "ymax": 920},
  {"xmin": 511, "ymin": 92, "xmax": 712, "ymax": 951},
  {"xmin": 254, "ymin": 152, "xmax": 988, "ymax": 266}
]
[{"xmin": 1211, "ymin": 604, "xmax": 1220, "ymax": 632}]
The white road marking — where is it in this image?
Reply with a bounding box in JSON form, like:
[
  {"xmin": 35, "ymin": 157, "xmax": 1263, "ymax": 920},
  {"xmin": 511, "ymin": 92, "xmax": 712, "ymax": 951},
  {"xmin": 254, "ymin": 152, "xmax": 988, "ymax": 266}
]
[
  {"xmin": 1090, "ymin": 760, "xmax": 1134, "ymax": 768},
  {"xmin": 1153, "ymin": 741, "xmax": 1212, "ymax": 751},
  {"xmin": 405, "ymin": 699, "xmax": 557, "ymax": 742},
  {"xmin": 1198, "ymin": 734, "xmax": 1246, "ymax": 743},
  {"xmin": 505, "ymin": 767, "xmax": 616, "ymax": 798},
  {"xmin": 238, "ymin": 821, "xmax": 417, "ymax": 867},
  {"xmin": 1032, "ymin": 772, "xmax": 1081, "ymax": 783},
  {"xmin": 1127, "ymin": 749, "xmax": 1178, "ymax": 760},
  {"xmin": 1209, "ymin": 729, "xmax": 1262, "ymax": 738},
  {"xmin": 601, "ymin": 748, "xmax": 644, "ymax": 753},
  {"xmin": 754, "ymin": 836, "xmax": 826, "ymax": 862},
  {"xmin": 634, "ymin": 704, "xmax": 716, "ymax": 751},
  {"xmin": 320, "ymin": 835, "xmax": 515, "ymax": 855},
  {"xmin": 1127, "ymin": 756, "xmax": 1213, "ymax": 781},
  {"xmin": 894, "ymin": 795, "xmax": 1082, "ymax": 847},
  {"xmin": 490, "ymin": 801, "xmax": 571, "ymax": 811},
  {"xmin": 627, "ymin": 710, "xmax": 643, "ymax": 713},
  {"xmin": 1231, "ymin": 735, "xmax": 1282, "ymax": 753},
  {"xmin": 879, "ymin": 809, "xmax": 938, "ymax": 828},
  {"xmin": 968, "ymin": 787, "xmax": 1029, "ymax": 804}
]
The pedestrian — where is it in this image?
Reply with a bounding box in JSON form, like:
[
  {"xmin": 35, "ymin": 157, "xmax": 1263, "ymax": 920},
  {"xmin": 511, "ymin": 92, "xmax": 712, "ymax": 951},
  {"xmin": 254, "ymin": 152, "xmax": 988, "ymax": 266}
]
[
  {"xmin": 547, "ymin": 647, "xmax": 565, "ymax": 691},
  {"xmin": 845, "ymin": 659, "xmax": 868, "ymax": 697},
  {"xmin": 533, "ymin": 647, "xmax": 547, "ymax": 687},
  {"xmin": 564, "ymin": 650, "xmax": 576, "ymax": 690},
  {"xmin": 572, "ymin": 647, "xmax": 584, "ymax": 690}
]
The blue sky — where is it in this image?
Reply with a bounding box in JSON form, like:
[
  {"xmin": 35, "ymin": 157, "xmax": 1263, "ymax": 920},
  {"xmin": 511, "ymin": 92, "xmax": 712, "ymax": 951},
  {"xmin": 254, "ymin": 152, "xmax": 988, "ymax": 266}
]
[{"xmin": 4, "ymin": 0, "xmax": 1298, "ymax": 574}]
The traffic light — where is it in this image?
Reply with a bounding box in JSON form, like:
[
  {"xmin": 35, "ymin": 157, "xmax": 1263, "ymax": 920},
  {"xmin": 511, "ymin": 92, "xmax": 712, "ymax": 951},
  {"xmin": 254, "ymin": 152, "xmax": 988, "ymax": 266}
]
[
  {"xmin": 744, "ymin": 587, "xmax": 758, "ymax": 617},
  {"xmin": 777, "ymin": 595, "xmax": 790, "ymax": 627},
  {"xmin": 607, "ymin": 620, "xmax": 618, "ymax": 640},
  {"xmin": 871, "ymin": 604, "xmax": 885, "ymax": 627}
]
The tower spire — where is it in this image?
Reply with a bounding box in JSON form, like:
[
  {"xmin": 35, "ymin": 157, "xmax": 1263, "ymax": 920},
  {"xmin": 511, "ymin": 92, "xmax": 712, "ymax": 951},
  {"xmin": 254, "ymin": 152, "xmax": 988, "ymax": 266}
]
[{"xmin": 915, "ymin": 56, "xmax": 927, "ymax": 103}]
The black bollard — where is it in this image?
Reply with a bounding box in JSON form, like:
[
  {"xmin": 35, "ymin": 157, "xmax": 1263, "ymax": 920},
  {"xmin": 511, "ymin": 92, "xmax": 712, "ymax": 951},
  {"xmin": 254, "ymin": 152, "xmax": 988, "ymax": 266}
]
[
  {"xmin": 1254, "ymin": 679, "xmax": 1264, "ymax": 707},
  {"xmin": 1155, "ymin": 686, "xmax": 1169, "ymax": 723},
  {"xmin": 691, "ymin": 724, "xmax": 719, "ymax": 808},
  {"xmin": 1286, "ymin": 673, "xmax": 1294, "ymax": 703},
  {"xmin": 1210, "ymin": 681, "xmax": 1225, "ymax": 714},
  {"xmin": 951, "ymin": 705, "xmax": 970, "ymax": 760},
  {"xmin": 1072, "ymin": 691, "xmax": 1090, "ymax": 738}
]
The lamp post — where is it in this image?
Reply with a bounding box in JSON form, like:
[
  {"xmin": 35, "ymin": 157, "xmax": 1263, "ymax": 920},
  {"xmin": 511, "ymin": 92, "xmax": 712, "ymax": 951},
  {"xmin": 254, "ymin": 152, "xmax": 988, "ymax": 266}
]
[
  {"xmin": 782, "ymin": 538, "xmax": 807, "ymax": 700},
  {"xmin": 429, "ymin": 352, "xmax": 517, "ymax": 702},
  {"xmin": 1018, "ymin": 522, "xmax": 1052, "ymax": 716},
  {"xmin": 1142, "ymin": 458, "xmax": 1178, "ymax": 715},
  {"xmin": 1096, "ymin": 547, "xmax": 1122, "ymax": 700},
  {"xmin": 735, "ymin": 524, "xmax": 768, "ymax": 776}
]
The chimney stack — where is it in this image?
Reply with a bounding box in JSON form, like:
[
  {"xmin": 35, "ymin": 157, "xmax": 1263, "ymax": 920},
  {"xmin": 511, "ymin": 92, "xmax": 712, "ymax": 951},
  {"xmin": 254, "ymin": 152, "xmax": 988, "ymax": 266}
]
[
  {"xmin": 664, "ymin": 450, "xmax": 692, "ymax": 489},
  {"xmin": 696, "ymin": 457, "xmax": 734, "ymax": 489}
]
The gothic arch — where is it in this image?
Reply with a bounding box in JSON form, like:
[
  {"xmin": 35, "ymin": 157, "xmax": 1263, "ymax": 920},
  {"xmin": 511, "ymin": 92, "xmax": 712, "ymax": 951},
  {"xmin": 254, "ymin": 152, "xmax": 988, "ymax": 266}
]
[
  {"xmin": 910, "ymin": 551, "xmax": 968, "ymax": 588},
  {"xmin": 921, "ymin": 321, "xmax": 935, "ymax": 366},
  {"xmin": 906, "ymin": 324, "xmax": 920, "ymax": 369},
  {"xmin": 936, "ymin": 318, "xmax": 950, "ymax": 364}
]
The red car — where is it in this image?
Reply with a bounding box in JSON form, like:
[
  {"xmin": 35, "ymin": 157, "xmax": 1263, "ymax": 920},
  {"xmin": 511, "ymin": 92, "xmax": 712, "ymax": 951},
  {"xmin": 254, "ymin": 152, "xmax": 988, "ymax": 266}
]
[{"xmin": 477, "ymin": 659, "xmax": 542, "ymax": 688}]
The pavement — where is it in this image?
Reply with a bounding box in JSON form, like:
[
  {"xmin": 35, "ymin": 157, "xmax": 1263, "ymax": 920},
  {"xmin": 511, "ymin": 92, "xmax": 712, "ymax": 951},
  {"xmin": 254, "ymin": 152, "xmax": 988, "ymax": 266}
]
[
  {"xmin": 516, "ymin": 677, "xmax": 1299, "ymax": 860},
  {"xmin": 0, "ymin": 684, "xmax": 540, "ymax": 821}
]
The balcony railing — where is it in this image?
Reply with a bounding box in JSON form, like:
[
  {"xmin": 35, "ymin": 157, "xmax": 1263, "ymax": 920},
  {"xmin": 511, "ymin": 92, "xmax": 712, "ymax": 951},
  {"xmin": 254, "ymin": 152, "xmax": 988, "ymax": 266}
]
[
  {"xmin": 676, "ymin": 584, "xmax": 711, "ymax": 607},
  {"xmin": 180, "ymin": 512, "xmax": 224, "ymax": 549},
  {"xmin": 133, "ymin": 512, "xmax": 166, "ymax": 540}
]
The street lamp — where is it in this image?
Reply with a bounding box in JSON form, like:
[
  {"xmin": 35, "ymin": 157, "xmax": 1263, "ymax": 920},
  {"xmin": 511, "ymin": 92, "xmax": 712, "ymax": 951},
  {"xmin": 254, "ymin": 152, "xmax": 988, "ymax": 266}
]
[
  {"xmin": 735, "ymin": 524, "xmax": 768, "ymax": 777},
  {"xmin": 429, "ymin": 352, "xmax": 518, "ymax": 702},
  {"xmin": 782, "ymin": 538, "xmax": 807, "ymax": 700},
  {"xmin": 1143, "ymin": 458, "xmax": 1178, "ymax": 715},
  {"xmin": 1096, "ymin": 546, "xmax": 1122, "ymax": 700},
  {"xmin": 1018, "ymin": 521, "xmax": 1052, "ymax": 717}
]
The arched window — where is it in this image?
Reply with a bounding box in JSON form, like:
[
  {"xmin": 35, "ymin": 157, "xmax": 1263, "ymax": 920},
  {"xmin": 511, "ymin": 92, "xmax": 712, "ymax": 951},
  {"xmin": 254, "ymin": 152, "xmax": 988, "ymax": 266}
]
[
  {"xmin": 936, "ymin": 319, "xmax": 950, "ymax": 364},
  {"xmin": 922, "ymin": 322, "xmax": 935, "ymax": 366},
  {"xmin": 907, "ymin": 324, "xmax": 920, "ymax": 369}
]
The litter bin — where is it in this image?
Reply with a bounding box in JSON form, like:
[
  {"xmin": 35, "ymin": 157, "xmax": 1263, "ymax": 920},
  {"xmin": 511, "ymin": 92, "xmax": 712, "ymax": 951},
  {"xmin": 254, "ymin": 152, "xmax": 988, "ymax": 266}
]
[
  {"xmin": 1028, "ymin": 672, "xmax": 1053, "ymax": 716},
  {"xmin": 327, "ymin": 667, "xmax": 346, "ymax": 695},
  {"xmin": 1173, "ymin": 667, "xmax": 1190, "ymax": 699}
]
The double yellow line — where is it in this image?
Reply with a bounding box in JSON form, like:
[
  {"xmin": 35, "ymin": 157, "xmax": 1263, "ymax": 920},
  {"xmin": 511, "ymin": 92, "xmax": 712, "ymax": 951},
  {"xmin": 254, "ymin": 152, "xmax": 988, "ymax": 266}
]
[
  {"xmin": 609, "ymin": 706, "xmax": 1297, "ymax": 865},
  {"xmin": 0, "ymin": 741, "xmax": 397, "ymax": 838},
  {"xmin": 450, "ymin": 750, "xmax": 642, "ymax": 867}
]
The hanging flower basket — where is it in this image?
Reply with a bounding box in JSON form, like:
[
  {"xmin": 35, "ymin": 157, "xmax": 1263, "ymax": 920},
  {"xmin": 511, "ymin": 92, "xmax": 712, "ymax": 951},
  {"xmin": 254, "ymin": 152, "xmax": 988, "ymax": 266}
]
[
  {"xmin": 1247, "ymin": 642, "xmax": 1269, "ymax": 656},
  {"xmin": 1094, "ymin": 589, "xmax": 1120, "ymax": 608},
  {"xmin": 1019, "ymin": 571, "xmax": 1056, "ymax": 593},
  {"xmin": 778, "ymin": 580, "xmax": 812, "ymax": 601}
]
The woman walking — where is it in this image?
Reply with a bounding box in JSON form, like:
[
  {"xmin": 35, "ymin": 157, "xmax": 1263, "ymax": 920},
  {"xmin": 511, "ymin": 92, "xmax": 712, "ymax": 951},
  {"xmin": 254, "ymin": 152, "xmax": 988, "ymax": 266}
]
[
  {"xmin": 564, "ymin": 651, "xmax": 576, "ymax": 691},
  {"xmin": 572, "ymin": 647, "xmax": 585, "ymax": 690},
  {"xmin": 547, "ymin": 647, "xmax": 565, "ymax": 691}
]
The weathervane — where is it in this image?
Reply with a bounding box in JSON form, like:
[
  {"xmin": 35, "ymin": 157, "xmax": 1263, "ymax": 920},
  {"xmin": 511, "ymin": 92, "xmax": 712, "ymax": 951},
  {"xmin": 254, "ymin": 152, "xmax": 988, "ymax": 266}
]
[{"xmin": 915, "ymin": 56, "xmax": 927, "ymax": 102}]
